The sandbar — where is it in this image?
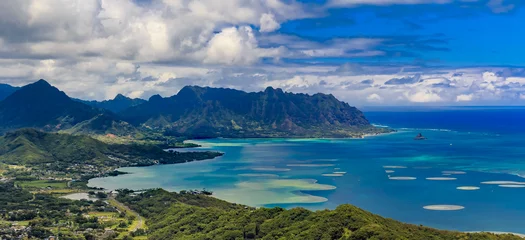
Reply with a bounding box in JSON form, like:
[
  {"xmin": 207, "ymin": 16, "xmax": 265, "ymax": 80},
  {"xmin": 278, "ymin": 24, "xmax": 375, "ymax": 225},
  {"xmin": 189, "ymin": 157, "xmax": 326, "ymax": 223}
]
[
  {"xmin": 423, "ymin": 205, "xmax": 464, "ymax": 211},
  {"xmin": 426, "ymin": 177, "xmax": 457, "ymax": 181},
  {"xmin": 389, "ymin": 176, "xmax": 417, "ymax": 180},
  {"xmin": 456, "ymin": 186, "xmax": 480, "ymax": 190}
]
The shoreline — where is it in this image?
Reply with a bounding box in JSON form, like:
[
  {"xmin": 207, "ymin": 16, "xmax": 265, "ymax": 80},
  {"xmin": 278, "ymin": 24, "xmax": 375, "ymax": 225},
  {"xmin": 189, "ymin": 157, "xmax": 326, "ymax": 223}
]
[
  {"xmin": 88, "ymin": 133, "xmax": 525, "ymax": 235},
  {"xmin": 466, "ymin": 231, "xmax": 525, "ymax": 238}
]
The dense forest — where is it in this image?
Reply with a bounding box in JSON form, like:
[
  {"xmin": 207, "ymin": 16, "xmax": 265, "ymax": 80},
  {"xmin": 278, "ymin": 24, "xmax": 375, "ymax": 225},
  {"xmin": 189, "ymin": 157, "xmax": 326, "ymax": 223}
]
[{"xmin": 117, "ymin": 189, "xmax": 522, "ymax": 240}]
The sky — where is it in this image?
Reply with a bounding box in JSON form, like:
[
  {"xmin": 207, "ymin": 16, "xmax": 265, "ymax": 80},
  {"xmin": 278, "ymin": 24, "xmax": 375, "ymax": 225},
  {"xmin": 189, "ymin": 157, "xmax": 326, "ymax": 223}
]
[{"xmin": 0, "ymin": 0, "xmax": 524, "ymax": 106}]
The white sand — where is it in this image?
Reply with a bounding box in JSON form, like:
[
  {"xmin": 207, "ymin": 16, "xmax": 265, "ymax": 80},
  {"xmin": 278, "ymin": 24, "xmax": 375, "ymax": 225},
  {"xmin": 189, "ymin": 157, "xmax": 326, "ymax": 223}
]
[
  {"xmin": 498, "ymin": 184, "xmax": 525, "ymax": 188},
  {"xmin": 426, "ymin": 177, "xmax": 457, "ymax": 181},
  {"xmin": 481, "ymin": 181, "xmax": 525, "ymax": 185},
  {"xmin": 457, "ymin": 186, "xmax": 480, "ymax": 190},
  {"xmin": 333, "ymin": 172, "xmax": 346, "ymax": 174},
  {"xmin": 385, "ymin": 170, "xmax": 395, "ymax": 173},
  {"xmin": 423, "ymin": 205, "xmax": 465, "ymax": 211},
  {"xmin": 466, "ymin": 231, "xmax": 525, "ymax": 238},
  {"xmin": 389, "ymin": 176, "xmax": 417, "ymax": 180}
]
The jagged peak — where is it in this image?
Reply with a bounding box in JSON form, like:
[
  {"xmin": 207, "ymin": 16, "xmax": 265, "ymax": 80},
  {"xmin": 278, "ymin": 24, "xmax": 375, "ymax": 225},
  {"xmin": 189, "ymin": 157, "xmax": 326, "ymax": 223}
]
[
  {"xmin": 33, "ymin": 79, "xmax": 52, "ymax": 87},
  {"xmin": 114, "ymin": 93, "xmax": 129, "ymax": 101},
  {"xmin": 263, "ymin": 86, "xmax": 284, "ymax": 96}
]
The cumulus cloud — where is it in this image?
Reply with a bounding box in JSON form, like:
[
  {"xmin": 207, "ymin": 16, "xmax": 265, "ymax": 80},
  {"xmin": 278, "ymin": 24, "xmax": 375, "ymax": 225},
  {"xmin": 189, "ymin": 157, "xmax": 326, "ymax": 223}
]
[
  {"xmin": 405, "ymin": 90, "xmax": 442, "ymax": 103},
  {"xmin": 367, "ymin": 93, "xmax": 383, "ymax": 102},
  {"xmin": 259, "ymin": 13, "xmax": 280, "ymax": 32},
  {"xmin": 0, "ymin": 0, "xmax": 523, "ymax": 107},
  {"xmin": 205, "ymin": 26, "xmax": 265, "ymax": 65},
  {"xmin": 456, "ymin": 94, "xmax": 474, "ymax": 102},
  {"xmin": 0, "ymin": 0, "xmax": 306, "ymax": 64}
]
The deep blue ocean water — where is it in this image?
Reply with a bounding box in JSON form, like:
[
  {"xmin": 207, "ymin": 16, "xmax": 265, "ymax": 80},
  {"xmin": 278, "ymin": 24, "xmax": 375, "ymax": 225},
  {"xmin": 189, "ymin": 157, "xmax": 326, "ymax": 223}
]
[{"xmin": 89, "ymin": 107, "xmax": 525, "ymax": 234}]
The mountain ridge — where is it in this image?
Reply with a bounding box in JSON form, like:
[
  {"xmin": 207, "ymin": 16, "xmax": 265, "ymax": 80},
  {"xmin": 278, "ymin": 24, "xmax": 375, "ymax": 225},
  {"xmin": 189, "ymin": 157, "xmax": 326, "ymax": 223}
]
[
  {"xmin": 121, "ymin": 85, "xmax": 380, "ymax": 138},
  {"xmin": 0, "ymin": 80, "xmax": 386, "ymax": 138},
  {"xmin": 77, "ymin": 94, "xmax": 146, "ymax": 113},
  {"xmin": 0, "ymin": 80, "xmax": 137, "ymax": 137}
]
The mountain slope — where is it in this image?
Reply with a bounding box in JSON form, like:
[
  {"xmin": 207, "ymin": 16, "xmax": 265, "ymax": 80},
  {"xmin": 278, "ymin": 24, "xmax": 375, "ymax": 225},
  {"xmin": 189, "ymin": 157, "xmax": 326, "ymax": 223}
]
[
  {"xmin": 0, "ymin": 83, "xmax": 19, "ymax": 101},
  {"xmin": 0, "ymin": 129, "xmax": 223, "ymax": 178},
  {"xmin": 0, "ymin": 80, "xmax": 140, "ymax": 137},
  {"xmin": 121, "ymin": 86, "xmax": 380, "ymax": 138},
  {"xmin": 78, "ymin": 94, "xmax": 146, "ymax": 113},
  {"xmin": 117, "ymin": 189, "xmax": 522, "ymax": 240},
  {"xmin": 62, "ymin": 113, "xmax": 142, "ymax": 138},
  {"xmin": 0, "ymin": 80, "xmax": 101, "ymax": 132}
]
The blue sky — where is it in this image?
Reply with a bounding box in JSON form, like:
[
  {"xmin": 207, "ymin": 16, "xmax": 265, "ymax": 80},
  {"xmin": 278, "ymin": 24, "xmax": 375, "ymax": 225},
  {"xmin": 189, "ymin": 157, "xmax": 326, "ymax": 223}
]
[{"xmin": 0, "ymin": 0, "xmax": 524, "ymax": 105}]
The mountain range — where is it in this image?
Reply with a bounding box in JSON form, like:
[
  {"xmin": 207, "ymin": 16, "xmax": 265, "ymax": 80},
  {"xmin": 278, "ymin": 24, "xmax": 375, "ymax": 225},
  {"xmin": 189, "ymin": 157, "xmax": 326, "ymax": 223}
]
[
  {"xmin": 121, "ymin": 86, "xmax": 377, "ymax": 138},
  {"xmin": 77, "ymin": 94, "xmax": 146, "ymax": 113},
  {"xmin": 0, "ymin": 80, "xmax": 384, "ymax": 138}
]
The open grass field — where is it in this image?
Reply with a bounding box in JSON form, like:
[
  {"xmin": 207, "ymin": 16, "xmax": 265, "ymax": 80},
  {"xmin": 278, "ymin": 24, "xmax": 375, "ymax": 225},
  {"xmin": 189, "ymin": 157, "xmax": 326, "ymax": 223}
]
[{"xmin": 16, "ymin": 180, "xmax": 68, "ymax": 189}]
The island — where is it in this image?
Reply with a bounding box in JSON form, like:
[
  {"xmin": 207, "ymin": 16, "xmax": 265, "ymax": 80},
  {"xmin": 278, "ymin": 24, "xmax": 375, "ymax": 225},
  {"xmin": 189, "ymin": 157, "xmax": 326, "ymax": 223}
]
[{"xmin": 414, "ymin": 133, "xmax": 427, "ymax": 140}]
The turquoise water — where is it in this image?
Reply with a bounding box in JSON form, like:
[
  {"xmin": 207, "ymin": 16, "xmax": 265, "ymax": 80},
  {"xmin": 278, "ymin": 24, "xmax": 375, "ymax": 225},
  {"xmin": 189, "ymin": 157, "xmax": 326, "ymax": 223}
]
[{"xmin": 89, "ymin": 108, "xmax": 525, "ymax": 233}]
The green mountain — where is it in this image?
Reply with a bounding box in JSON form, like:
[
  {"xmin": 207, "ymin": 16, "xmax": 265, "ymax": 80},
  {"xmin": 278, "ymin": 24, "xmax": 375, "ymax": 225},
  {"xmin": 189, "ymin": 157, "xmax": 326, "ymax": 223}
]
[
  {"xmin": 0, "ymin": 83, "xmax": 19, "ymax": 101},
  {"xmin": 117, "ymin": 189, "xmax": 521, "ymax": 240},
  {"xmin": 121, "ymin": 86, "xmax": 381, "ymax": 138},
  {"xmin": 0, "ymin": 129, "xmax": 223, "ymax": 179},
  {"xmin": 62, "ymin": 113, "xmax": 142, "ymax": 138},
  {"xmin": 78, "ymin": 93, "xmax": 146, "ymax": 113},
  {"xmin": 0, "ymin": 80, "xmax": 101, "ymax": 132},
  {"xmin": 0, "ymin": 80, "xmax": 139, "ymax": 137}
]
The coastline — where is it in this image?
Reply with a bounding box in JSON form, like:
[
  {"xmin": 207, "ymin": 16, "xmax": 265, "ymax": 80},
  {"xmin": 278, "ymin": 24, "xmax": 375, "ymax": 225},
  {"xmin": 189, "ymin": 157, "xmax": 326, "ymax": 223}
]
[
  {"xmin": 466, "ymin": 232, "xmax": 525, "ymax": 238},
  {"xmin": 88, "ymin": 129, "xmax": 525, "ymax": 234}
]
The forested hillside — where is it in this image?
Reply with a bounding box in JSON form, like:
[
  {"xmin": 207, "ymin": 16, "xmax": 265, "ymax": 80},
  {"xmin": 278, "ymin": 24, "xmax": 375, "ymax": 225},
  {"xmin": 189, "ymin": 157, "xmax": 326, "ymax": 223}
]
[{"xmin": 117, "ymin": 189, "xmax": 521, "ymax": 240}]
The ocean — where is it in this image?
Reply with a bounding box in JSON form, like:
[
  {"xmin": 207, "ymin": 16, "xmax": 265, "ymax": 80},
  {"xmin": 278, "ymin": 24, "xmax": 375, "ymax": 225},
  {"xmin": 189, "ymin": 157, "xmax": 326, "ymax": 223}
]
[{"xmin": 89, "ymin": 107, "xmax": 525, "ymax": 234}]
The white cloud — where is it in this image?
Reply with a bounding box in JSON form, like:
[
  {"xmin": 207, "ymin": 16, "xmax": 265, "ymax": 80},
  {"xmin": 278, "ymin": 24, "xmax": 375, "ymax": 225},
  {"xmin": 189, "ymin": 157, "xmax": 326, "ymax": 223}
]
[
  {"xmin": 0, "ymin": 0, "xmax": 306, "ymax": 64},
  {"xmin": 367, "ymin": 93, "xmax": 383, "ymax": 103},
  {"xmin": 203, "ymin": 26, "xmax": 283, "ymax": 65},
  {"xmin": 0, "ymin": 0, "xmax": 523, "ymax": 107},
  {"xmin": 405, "ymin": 90, "xmax": 442, "ymax": 103},
  {"xmin": 259, "ymin": 13, "xmax": 280, "ymax": 32},
  {"xmin": 456, "ymin": 94, "xmax": 474, "ymax": 102}
]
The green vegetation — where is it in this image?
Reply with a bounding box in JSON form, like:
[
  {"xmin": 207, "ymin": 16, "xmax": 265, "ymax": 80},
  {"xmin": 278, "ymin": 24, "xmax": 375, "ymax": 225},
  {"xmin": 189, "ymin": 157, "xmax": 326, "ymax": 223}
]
[
  {"xmin": 121, "ymin": 86, "xmax": 390, "ymax": 138},
  {"xmin": 0, "ymin": 182, "xmax": 124, "ymax": 239},
  {"xmin": 117, "ymin": 189, "xmax": 522, "ymax": 240},
  {"xmin": 0, "ymin": 129, "xmax": 223, "ymax": 181},
  {"xmin": 16, "ymin": 180, "xmax": 68, "ymax": 190},
  {"xmin": 0, "ymin": 80, "xmax": 389, "ymax": 140}
]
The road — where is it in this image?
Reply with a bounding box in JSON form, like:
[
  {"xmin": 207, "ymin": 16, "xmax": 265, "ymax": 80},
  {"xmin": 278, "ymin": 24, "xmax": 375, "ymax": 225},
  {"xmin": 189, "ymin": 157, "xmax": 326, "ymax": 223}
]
[{"xmin": 108, "ymin": 197, "xmax": 144, "ymax": 231}]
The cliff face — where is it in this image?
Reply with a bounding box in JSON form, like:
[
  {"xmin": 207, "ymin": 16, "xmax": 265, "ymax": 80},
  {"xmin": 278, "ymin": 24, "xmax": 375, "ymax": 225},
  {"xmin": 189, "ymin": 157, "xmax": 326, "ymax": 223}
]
[{"xmin": 121, "ymin": 86, "xmax": 374, "ymax": 138}]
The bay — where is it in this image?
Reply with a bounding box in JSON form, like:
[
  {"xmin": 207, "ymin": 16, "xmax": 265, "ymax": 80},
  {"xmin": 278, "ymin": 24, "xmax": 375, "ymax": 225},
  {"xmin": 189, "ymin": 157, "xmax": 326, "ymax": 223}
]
[{"xmin": 89, "ymin": 107, "xmax": 525, "ymax": 234}]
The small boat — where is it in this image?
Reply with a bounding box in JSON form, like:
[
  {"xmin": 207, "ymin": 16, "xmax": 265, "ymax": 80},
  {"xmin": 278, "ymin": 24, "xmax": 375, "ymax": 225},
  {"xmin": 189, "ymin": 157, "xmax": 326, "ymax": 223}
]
[{"xmin": 414, "ymin": 133, "xmax": 427, "ymax": 140}]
